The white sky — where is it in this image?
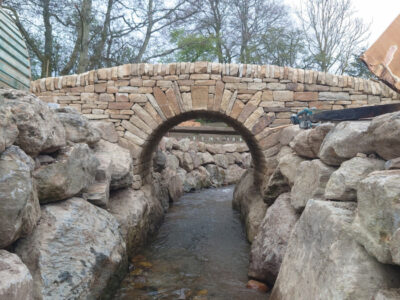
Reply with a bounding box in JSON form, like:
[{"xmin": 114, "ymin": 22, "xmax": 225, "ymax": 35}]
[{"xmin": 285, "ymin": 0, "xmax": 400, "ymax": 46}]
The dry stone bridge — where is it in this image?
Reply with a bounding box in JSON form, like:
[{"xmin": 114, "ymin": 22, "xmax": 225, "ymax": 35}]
[{"xmin": 31, "ymin": 61, "xmax": 400, "ymax": 188}]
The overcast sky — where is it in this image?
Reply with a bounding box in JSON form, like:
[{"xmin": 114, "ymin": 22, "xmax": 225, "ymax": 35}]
[{"xmin": 285, "ymin": 0, "xmax": 400, "ymax": 46}]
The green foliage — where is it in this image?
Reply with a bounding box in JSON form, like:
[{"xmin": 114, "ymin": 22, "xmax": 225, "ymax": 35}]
[{"xmin": 170, "ymin": 29, "xmax": 218, "ymax": 62}]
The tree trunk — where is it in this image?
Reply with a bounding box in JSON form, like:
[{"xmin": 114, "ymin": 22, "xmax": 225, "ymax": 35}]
[
  {"xmin": 77, "ymin": 0, "xmax": 92, "ymax": 73},
  {"xmin": 41, "ymin": 0, "xmax": 53, "ymax": 78}
]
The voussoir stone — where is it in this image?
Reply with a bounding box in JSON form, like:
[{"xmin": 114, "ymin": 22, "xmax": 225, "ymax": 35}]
[
  {"xmin": 33, "ymin": 143, "xmax": 99, "ymax": 203},
  {"xmin": 248, "ymin": 193, "xmax": 299, "ymax": 285},
  {"xmin": 56, "ymin": 107, "xmax": 101, "ymax": 145},
  {"xmin": 291, "ymin": 159, "xmax": 335, "ymax": 211},
  {"xmin": 290, "ymin": 123, "xmax": 334, "ymax": 158},
  {"xmin": 15, "ymin": 197, "xmax": 126, "ymax": 300},
  {"xmin": 368, "ymin": 111, "xmax": 400, "ymax": 160},
  {"xmin": 270, "ymin": 200, "xmax": 400, "ymax": 300},
  {"xmin": 318, "ymin": 121, "xmax": 373, "ymax": 166},
  {"xmin": 351, "ymin": 170, "xmax": 400, "ymax": 265},
  {"xmin": 0, "ymin": 89, "xmax": 66, "ymax": 156},
  {"xmin": 325, "ymin": 157, "xmax": 385, "ymax": 201},
  {"xmin": 233, "ymin": 169, "xmax": 267, "ymax": 242},
  {"xmin": 0, "ymin": 146, "xmax": 40, "ymax": 248},
  {"xmin": 0, "ymin": 250, "xmax": 34, "ymax": 300}
]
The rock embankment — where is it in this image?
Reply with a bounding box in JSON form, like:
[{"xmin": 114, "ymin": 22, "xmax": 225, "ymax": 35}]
[
  {"xmin": 0, "ymin": 89, "xmax": 250, "ymax": 299},
  {"xmin": 233, "ymin": 110, "xmax": 400, "ymax": 298}
]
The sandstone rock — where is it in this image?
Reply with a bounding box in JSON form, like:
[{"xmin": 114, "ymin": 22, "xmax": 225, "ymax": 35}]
[
  {"xmin": 248, "ymin": 193, "xmax": 299, "ymax": 285},
  {"xmin": 168, "ymin": 173, "xmax": 183, "ymax": 202},
  {"xmin": 165, "ymin": 153, "xmax": 180, "ymax": 170},
  {"xmin": 182, "ymin": 152, "xmax": 194, "ymax": 171},
  {"xmin": 0, "ymin": 250, "xmax": 34, "ymax": 300},
  {"xmin": 152, "ymin": 172, "xmax": 170, "ymax": 211},
  {"xmin": 223, "ymin": 143, "xmax": 237, "ymax": 153},
  {"xmin": 1, "ymin": 89, "xmax": 66, "ymax": 156},
  {"xmin": 214, "ymin": 153, "xmax": 229, "ymax": 169},
  {"xmin": 201, "ymin": 152, "xmax": 214, "ymax": 164},
  {"xmin": 368, "ymin": 111, "xmax": 400, "ymax": 160},
  {"xmin": 224, "ymin": 164, "xmax": 246, "ymax": 185},
  {"xmin": 374, "ymin": 289, "xmax": 400, "ymax": 300},
  {"xmin": 270, "ymin": 200, "xmax": 400, "ymax": 300},
  {"xmin": 233, "ymin": 169, "xmax": 267, "ymax": 242},
  {"xmin": 0, "ymin": 146, "xmax": 40, "ymax": 248},
  {"xmin": 242, "ymin": 152, "xmax": 252, "ymax": 168},
  {"xmin": 188, "ymin": 141, "xmax": 198, "ymax": 152},
  {"xmin": 94, "ymin": 140, "xmax": 133, "ymax": 190},
  {"xmin": 56, "ymin": 107, "xmax": 100, "ymax": 145},
  {"xmin": 246, "ymin": 280, "xmax": 269, "ymax": 293},
  {"xmin": 109, "ymin": 187, "xmax": 164, "ymax": 256},
  {"xmin": 205, "ymin": 164, "xmax": 225, "ymax": 186},
  {"xmin": 82, "ymin": 181, "xmax": 110, "ymax": 207},
  {"xmin": 206, "ymin": 143, "xmax": 225, "ymax": 154},
  {"xmin": 90, "ymin": 121, "xmax": 119, "ymax": 143},
  {"xmin": 197, "ymin": 141, "xmax": 206, "ymax": 152},
  {"xmin": 0, "ymin": 103, "xmax": 18, "ymax": 153},
  {"xmin": 263, "ymin": 168, "xmax": 290, "ymax": 205},
  {"xmin": 290, "ymin": 123, "xmax": 334, "ymax": 158},
  {"xmin": 351, "ymin": 170, "xmax": 400, "ymax": 264},
  {"xmin": 236, "ymin": 143, "xmax": 249, "ymax": 152},
  {"xmin": 291, "ymin": 159, "xmax": 335, "ymax": 211},
  {"xmin": 385, "ymin": 157, "xmax": 400, "ymax": 170},
  {"xmin": 325, "ymin": 157, "xmax": 385, "ymax": 201},
  {"xmin": 277, "ymin": 149, "xmax": 306, "ymax": 186},
  {"xmin": 318, "ymin": 121, "xmax": 373, "ymax": 166},
  {"xmin": 153, "ymin": 149, "xmax": 166, "ymax": 172},
  {"xmin": 33, "ymin": 143, "xmax": 99, "ymax": 203},
  {"xmin": 177, "ymin": 138, "xmax": 190, "ymax": 152},
  {"xmin": 189, "ymin": 150, "xmax": 202, "ymax": 169},
  {"xmin": 279, "ymin": 125, "xmax": 301, "ymax": 146},
  {"xmin": 15, "ymin": 197, "xmax": 127, "ymax": 300}
]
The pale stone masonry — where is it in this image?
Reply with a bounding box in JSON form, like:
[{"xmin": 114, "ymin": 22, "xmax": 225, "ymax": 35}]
[{"xmin": 30, "ymin": 62, "xmax": 400, "ymax": 187}]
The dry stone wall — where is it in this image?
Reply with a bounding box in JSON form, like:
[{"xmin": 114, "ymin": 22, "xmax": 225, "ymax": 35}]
[{"xmin": 30, "ymin": 62, "xmax": 400, "ymax": 188}]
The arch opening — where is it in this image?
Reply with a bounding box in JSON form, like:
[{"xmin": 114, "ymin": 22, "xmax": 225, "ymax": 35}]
[{"xmin": 138, "ymin": 110, "xmax": 267, "ymax": 187}]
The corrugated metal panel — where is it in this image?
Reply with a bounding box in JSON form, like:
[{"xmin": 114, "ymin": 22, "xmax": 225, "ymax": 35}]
[{"xmin": 0, "ymin": 8, "xmax": 31, "ymax": 90}]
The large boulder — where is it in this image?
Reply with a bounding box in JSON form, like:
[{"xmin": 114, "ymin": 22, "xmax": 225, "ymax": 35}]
[
  {"xmin": 0, "ymin": 146, "xmax": 40, "ymax": 248},
  {"xmin": 109, "ymin": 186, "xmax": 164, "ymax": 256},
  {"xmin": 0, "ymin": 250, "xmax": 34, "ymax": 300},
  {"xmin": 233, "ymin": 169, "xmax": 267, "ymax": 242},
  {"xmin": 368, "ymin": 111, "xmax": 400, "ymax": 160},
  {"xmin": 325, "ymin": 157, "xmax": 385, "ymax": 201},
  {"xmin": 374, "ymin": 289, "xmax": 400, "ymax": 300},
  {"xmin": 0, "ymin": 89, "xmax": 66, "ymax": 156},
  {"xmin": 182, "ymin": 152, "xmax": 194, "ymax": 172},
  {"xmin": 248, "ymin": 193, "xmax": 299, "ymax": 285},
  {"xmin": 224, "ymin": 164, "xmax": 246, "ymax": 185},
  {"xmin": 277, "ymin": 148, "xmax": 306, "ymax": 186},
  {"xmin": 90, "ymin": 121, "xmax": 119, "ymax": 143},
  {"xmin": 15, "ymin": 198, "xmax": 126, "ymax": 300},
  {"xmin": 56, "ymin": 107, "xmax": 100, "ymax": 145},
  {"xmin": 290, "ymin": 123, "xmax": 334, "ymax": 158},
  {"xmin": 270, "ymin": 200, "xmax": 400, "ymax": 300},
  {"xmin": 201, "ymin": 152, "xmax": 214, "ymax": 165},
  {"xmin": 291, "ymin": 159, "xmax": 335, "ymax": 211},
  {"xmin": 205, "ymin": 164, "xmax": 225, "ymax": 186},
  {"xmin": 279, "ymin": 125, "xmax": 301, "ymax": 146},
  {"xmin": 318, "ymin": 121, "xmax": 373, "ymax": 166},
  {"xmin": 0, "ymin": 103, "xmax": 18, "ymax": 153},
  {"xmin": 351, "ymin": 170, "xmax": 400, "ymax": 264},
  {"xmin": 33, "ymin": 143, "xmax": 99, "ymax": 203},
  {"xmin": 214, "ymin": 154, "xmax": 229, "ymax": 169},
  {"xmin": 93, "ymin": 140, "xmax": 134, "ymax": 190},
  {"xmin": 153, "ymin": 149, "xmax": 166, "ymax": 173},
  {"xmin": 262, "ymin": 168, "xmax": 290, "ymax": 205}
]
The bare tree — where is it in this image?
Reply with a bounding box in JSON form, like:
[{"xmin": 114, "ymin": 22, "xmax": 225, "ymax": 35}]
[{"xmin": 297, "ymin": 0, "xmax": 370, "ymax": 74}]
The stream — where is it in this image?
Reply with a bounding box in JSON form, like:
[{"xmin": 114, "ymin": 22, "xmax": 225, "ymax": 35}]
[{"xmin": 114, "ymin": 186, "xmax": 268, "ymax": 300}]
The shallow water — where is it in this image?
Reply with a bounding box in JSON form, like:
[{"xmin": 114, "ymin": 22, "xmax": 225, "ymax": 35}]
[{"xmin": 114, "ymin": 186, "xmax": 268, "ymax": 300}]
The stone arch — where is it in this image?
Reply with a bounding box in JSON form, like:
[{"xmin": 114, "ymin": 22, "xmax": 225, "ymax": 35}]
[{"xmin": 138, "ymin": 109, "xmax": 267, "ymax": 186}]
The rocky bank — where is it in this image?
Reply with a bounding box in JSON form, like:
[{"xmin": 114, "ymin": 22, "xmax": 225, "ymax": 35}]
[
  {"xmin": 0, "ymin": 89, "xmax": 248, "ymax": 300},
  {"xmin": 233, "ymin": 110, "xmax": 400, "ymax": 298}
]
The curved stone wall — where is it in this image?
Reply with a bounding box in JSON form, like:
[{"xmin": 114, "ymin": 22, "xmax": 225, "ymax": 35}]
[{"xmin": 30, "ymin": 62, "xmax": 400, "ymax": 187}]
